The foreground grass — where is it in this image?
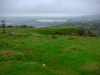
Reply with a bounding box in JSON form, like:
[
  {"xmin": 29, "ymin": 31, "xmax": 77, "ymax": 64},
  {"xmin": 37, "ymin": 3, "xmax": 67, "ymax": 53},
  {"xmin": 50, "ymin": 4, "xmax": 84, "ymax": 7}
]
[{"xmin": 0, "ymin": 28, "xmax": 100, "ymax": 75}]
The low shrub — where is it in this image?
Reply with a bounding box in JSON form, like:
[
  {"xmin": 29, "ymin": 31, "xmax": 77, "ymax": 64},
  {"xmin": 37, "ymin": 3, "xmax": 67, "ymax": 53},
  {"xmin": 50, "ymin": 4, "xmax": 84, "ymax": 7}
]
[{"xmin": 75, "ymin": 27, "xmax": 96, "ymax": 37}]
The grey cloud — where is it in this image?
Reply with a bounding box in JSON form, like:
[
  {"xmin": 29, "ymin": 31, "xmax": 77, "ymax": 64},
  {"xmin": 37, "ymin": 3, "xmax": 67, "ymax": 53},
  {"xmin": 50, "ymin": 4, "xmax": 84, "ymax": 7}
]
[{"xmin": 0, "ymin": 0, "xmax": 100, "ymax": 16}]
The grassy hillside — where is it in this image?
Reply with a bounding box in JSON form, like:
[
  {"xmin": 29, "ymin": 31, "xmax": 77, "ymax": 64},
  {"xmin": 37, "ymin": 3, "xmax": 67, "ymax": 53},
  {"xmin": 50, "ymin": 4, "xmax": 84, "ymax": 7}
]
[{"xmin": 0, "ymin": 28, "xmax": 100, "ymax": 75}]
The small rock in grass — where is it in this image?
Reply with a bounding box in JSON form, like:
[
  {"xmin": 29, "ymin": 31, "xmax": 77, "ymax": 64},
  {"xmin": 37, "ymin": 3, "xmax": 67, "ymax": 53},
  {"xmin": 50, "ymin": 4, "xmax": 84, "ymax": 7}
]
[
  {"xmin": 4, "ymin": 43, "xmax": 8, "ymax": 46},
  {"xmin": 42, "ymin": 64, "xmax": 46, "ymax": 67}
]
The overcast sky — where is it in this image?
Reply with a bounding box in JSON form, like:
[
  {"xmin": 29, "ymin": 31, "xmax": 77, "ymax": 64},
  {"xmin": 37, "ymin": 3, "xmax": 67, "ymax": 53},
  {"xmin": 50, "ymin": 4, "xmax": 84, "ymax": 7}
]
[{"xmin": 0, "ymin": 0, "xmax": 100, "ymax": 17}]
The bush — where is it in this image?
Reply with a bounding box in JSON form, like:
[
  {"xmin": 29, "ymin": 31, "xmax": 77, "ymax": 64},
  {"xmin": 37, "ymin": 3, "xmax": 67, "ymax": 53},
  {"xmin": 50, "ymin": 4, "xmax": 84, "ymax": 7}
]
[
  {"xmin": 7, "ymin": 25, "xmax": 13, "ymax": 28},
  {"xmin": 75, "ymin": 27, "xmax": 96, "ymax": 37},
  {"xmin": 75, "ymin": 27, "xmax": 86, "ymax": 36}
]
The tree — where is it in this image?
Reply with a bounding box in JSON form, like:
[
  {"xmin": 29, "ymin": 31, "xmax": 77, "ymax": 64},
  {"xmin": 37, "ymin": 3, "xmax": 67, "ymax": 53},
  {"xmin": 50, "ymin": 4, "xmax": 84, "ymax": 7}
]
[
  {"xmin": 1, "ymin": 20, "xmax": 6, "ymax": 33},
  {"xmin": 22, "ymin": 25, "xmax": 27, "ymax": 28},
  {"xmin": 7, "ymin": 25, "xmax": 13, "ymax": 28}
]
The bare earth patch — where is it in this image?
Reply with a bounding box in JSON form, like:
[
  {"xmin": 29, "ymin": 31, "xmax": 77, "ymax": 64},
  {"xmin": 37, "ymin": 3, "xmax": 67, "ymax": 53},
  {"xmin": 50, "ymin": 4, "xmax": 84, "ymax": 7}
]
[
  {"xmin": 0, "ymin": 50, "xmax": 22, "ymax": 54},
  {"xmin": 0, "ymin": 50, "xmax": 22, "ymax": 59},
  {"xmin": 61, "ymin": 44, "xmax": 82, "ymax": 53},
  {"xmin": 81, "ymin": 62, "xmax": 100, "ymax": 72}
]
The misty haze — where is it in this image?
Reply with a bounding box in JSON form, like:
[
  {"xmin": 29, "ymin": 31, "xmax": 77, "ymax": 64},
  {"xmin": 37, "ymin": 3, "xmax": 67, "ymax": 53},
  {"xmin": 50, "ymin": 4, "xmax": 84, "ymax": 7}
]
[
  {"xmin": 0, "ymin": 0, "xmax": 100, "ymax": 27},
  {"xmin": 0, "ymin": 0, "xmax": 100, "ymax": 75},
  {"xmin": 0, "ymin": 0, "xmax": 100, "ymax": 17}
]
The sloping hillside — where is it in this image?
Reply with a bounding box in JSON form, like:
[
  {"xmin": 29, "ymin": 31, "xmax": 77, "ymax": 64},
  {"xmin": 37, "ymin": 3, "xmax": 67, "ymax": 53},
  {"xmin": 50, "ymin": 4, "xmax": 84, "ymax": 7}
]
[{"xmin": 0, "ymin": 28, "xmax": 100, "ymax": 75}]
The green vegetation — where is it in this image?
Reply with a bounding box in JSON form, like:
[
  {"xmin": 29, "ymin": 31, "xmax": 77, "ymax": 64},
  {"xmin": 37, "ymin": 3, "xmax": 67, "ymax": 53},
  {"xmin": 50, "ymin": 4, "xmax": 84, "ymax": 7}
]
[
  {"xmin": 57, "ymin": 20, "xmax": 100, "ymax": 36},
  {"xmin": 0, "ymin": 27, "xmax": 100, "ymax": 75}
]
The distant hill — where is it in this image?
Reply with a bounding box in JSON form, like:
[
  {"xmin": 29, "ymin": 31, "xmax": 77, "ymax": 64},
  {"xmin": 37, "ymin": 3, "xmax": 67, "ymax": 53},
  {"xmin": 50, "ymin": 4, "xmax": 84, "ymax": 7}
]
[
  {"xmin": 68, "ymin": 14, "xmax": 100, "ymax": 22},
  {"xmin": 80, "ymin": 14, "xmax": 100, "ymax": 21},
  {"xmin": 56, "ymin": 18, "xmax": 100, "ymax": 36}
]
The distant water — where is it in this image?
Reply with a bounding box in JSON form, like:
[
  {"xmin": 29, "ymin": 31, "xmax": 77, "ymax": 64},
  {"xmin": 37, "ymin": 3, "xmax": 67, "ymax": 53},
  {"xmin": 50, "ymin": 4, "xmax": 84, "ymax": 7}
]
[{"xmin": 37, "ymin": 20, "xmax": 67, "ymax": 22}]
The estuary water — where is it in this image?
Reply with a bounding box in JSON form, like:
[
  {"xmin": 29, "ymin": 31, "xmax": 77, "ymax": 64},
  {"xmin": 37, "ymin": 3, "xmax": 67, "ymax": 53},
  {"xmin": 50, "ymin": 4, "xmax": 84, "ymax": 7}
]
[{"xmin": 37, "ymin": 20, "xmax": 67, "ymax": 22}]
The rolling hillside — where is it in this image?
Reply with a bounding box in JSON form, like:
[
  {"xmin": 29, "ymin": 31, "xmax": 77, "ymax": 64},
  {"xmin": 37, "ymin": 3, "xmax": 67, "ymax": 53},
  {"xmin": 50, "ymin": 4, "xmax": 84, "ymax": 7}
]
[{"xmin": 0, "ymin": 27, "xmax": 100, "ymax": 75}]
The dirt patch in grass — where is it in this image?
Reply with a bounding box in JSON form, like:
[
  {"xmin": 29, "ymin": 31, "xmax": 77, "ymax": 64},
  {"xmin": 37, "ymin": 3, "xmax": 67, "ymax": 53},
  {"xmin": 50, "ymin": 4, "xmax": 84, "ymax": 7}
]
[
  {"xmin": 61, "ymin": 44, "xmax": 82, "ymax": 53},
  {"xmin": 0, "ymin": 50, "xmax": 22, "ymax": 59},
  {"xmin": 81, "ymin": 62, "xmax": 100, "ymax": 72},
  {"xmin": 57, "ymin": 69, "xmax": 76, "ymax": 75},
  {"xmin": 0, "ymin": 50, "xmax": 22, "ymax": 54}
]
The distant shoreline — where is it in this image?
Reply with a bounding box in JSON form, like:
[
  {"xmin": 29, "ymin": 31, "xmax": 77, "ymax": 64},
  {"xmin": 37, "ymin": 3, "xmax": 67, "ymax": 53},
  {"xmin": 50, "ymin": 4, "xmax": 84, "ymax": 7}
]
[{"xmin": 37, "ymin": 20, "xmax": 67, "ymax": 22}]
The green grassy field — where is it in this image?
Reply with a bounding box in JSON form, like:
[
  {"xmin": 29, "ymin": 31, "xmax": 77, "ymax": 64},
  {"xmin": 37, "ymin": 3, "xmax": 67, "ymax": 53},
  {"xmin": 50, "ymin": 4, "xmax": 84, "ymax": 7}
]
[{"xmin": 0, "ymin": 28, "xmax": 100, "ymax": 75}]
